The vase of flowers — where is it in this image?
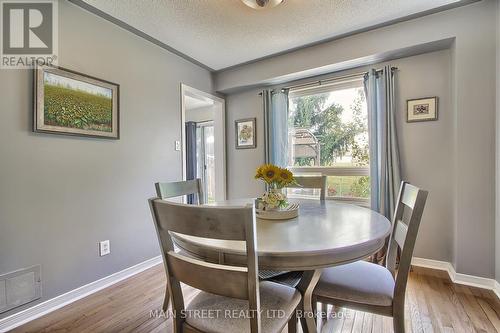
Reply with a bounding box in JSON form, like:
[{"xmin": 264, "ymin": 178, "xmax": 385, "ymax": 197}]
[{"xmin": 254, "ymin": 164, "xmax": 297, "ymax": 211}]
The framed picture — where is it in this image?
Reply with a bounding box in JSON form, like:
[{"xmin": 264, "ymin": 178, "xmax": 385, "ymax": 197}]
[
  {"xmin": 34, "ymin": 65, "xmax": 119, "ymax": 139},
  {"xmin": 407, "ymin": 97, "xmax": 438, "ymax": 123},
  {"xmin": 235, "ymin": 118, "xmax": 256, "ymax": 149}
]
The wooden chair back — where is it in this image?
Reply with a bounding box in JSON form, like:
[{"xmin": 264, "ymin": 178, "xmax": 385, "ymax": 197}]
[
  {"xmin": 149, "ymin": 199, "xmax": 260, "ymax": 332},
  {"xmin": 287, "ymin": 175, "xmax": 327, "ymax": 200},
  {"xmin": 155, "ymin": 179, "xmax": 204, "ymax": 204},
  {"xmin": 386, "ymin": 181, "xmax": 428, "ymax": 311}
]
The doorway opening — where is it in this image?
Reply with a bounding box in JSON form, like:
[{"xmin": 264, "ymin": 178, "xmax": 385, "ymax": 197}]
[{"xmin": 181, "ymin": 84, "xmax": 226, "ymax": 202}]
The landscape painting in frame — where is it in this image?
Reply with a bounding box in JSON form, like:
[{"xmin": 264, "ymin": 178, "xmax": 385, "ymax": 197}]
[
  {"xmin": 35, "ymin": 65, "xmax": 119, "ymax": 139},
  {"xmin": 235, "ymin": 118, "xmax": 256, "ymax": 149}
]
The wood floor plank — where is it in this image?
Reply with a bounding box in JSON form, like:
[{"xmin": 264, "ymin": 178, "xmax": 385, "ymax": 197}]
[
  {"xmin": 9, "ymin": 264, "xmax": 500, "ymax": 333},
  {"xmin": 476, "ymin": 298, "xmax": 500, "ymax": 333},
  {"xmin": 340, "ymin": 308, "xmax": 355, "ymax": 333},
  {"xmin": 406, "ymin": 273, "xmax": 424, "ymax": 333},
  {"xmin": 452, "ymin": 284, "xmax": 497, "ymax": 333},
  {"xmin": 361, "ymin": 312, "xmax": 373, "ymax": 333},
  {"xmin": 413, "ymin": 272, "xmax": 435, "ymax": 333}
]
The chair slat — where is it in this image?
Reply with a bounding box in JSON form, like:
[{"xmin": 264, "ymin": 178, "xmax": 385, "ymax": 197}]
[
  {"xmin": 393, "ymin": 220, "xmax": 408, "ymax": 248},
  {"xmin": 167, "ymin": 251, "xmax": 249, "ymax": 300},
  {"xmin": 152, "ymin": 199, "xmax": 251, "ymax": 241},
  {"xmin": 400, "ymin": 183, "xmax": 419, "ymax": 209}
]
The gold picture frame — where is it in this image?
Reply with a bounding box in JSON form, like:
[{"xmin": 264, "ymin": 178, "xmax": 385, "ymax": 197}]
[{"xmin": 34, "ymin": 64, "xmax": 120, "ymax": 139}]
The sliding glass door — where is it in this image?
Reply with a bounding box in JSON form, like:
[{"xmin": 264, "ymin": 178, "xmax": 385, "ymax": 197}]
[{"xmin": 196, "ymin": 121, "xmax": 215, "ymax": 203}]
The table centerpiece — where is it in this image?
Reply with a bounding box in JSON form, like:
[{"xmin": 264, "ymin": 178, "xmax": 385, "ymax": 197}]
[{"xmin": 254, "ymin": 164, "xmax": 299, "ymax": 220}]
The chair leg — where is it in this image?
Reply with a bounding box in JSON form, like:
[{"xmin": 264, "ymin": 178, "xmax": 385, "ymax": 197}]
[
  {"xmin": 393, "ymin": 312, "xmax": 405, "ymax": 333},
  {"xmin": 162, "ymin": 284, "xmax": 170, "ymax": 311},
  {"xmin": 287, "ymin": 308, "xmax": 297, "ymax": 333}
]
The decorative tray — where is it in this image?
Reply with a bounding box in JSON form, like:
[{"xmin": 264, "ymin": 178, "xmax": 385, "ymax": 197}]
[{"xmin": 255, "ymin": 202, "xmax": 299, "ymax": 220}]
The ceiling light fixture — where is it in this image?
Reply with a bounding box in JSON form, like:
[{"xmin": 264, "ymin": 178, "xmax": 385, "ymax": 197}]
[{"xmin": 241, "ymin": 0, "xmax": 284, "ymax": 10}]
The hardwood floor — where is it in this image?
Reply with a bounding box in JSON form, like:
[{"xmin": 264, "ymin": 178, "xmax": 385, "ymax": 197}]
[{"xmin": 11, "ymin": 265, "xmax": 500, "ymax": 333}]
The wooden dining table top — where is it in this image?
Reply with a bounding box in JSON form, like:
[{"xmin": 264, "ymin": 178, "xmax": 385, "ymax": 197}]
[{"xmin": 173, "ymin": 198, "xmax": 391, "ymax": 271}]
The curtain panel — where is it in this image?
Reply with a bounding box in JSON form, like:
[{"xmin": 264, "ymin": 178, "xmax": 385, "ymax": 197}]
[
  {"xmin": 364, "ymin": 66, "xmax": 401, "ymax": 220},
  {"xmin": 263, "ymin": 89, "xmax": 290, "ymax": 167},
  {"xmin": 364, "ymin": 66, "xmax": 401, "ymax": 264}
]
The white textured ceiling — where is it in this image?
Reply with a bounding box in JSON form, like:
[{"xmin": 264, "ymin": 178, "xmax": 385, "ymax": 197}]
[{"xmin": 81, "ymin": 0, "xmax": 466, "ymax": 70}]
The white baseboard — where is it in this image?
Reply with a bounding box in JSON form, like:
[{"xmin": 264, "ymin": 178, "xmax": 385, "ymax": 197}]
[
  {"xmin": 0, "ymin": 256, "xmax": 163, "ymax": 333},
  {"xmin": 412, "ymin": 257, "xmax": 500, "ymax": 299}
]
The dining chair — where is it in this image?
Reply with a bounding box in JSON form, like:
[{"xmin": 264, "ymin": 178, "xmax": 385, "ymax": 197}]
[
  {"xmin": 287, "ymin": 175, "xmax": 327, "ymax": 200},
  {"xmin": 149, "ymin": 199, "xmax": 302, "ymax": 333},
  {"xmin": 155, "ymin": 178, "xmax": 204, "ymax": 204},
  {"xmin": 311, "ymin": 181, "xmax": 428, "ymax": 333},
  {"xmin": 154, "ymin": 179, "xmax": 205, "ymax": 311}
]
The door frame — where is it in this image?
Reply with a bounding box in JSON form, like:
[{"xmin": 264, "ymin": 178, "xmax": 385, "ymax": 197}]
[{"xmin": 180, "ymin": 84, "xmax": 226, "ymax": 201}]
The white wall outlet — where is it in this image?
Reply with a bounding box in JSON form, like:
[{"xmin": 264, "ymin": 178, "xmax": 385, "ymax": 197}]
[
  {"xmin": 99, "ymin": 240, "xmax": 110, "ymax": 257},
  {"xmin": 175, "ymin": 140, "xmax": 181, "ymax": 151}
]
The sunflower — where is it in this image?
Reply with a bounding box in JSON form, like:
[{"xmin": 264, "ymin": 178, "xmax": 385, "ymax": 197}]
[
  {"xmin": 254, "ymin": 165, "xmax": 264, "ymax": 179},
  {"xmin": 278, "ymin": 168, "xmax": 293, "ymax": 184},
  {"xmin": 262, "ymin": 164, "xmax": 280, "ymax": 183}
]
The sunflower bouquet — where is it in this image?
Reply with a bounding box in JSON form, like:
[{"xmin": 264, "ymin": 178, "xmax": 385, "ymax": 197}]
[{"xmin": 255, "ymin": 164, "xmax": 297, "ymax": 209}]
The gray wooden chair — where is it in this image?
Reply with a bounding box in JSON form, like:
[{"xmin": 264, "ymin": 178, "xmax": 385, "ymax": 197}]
[
  {"xmin": 154, "ymin": 179, "xmax": 204, "ymax": 311},
  {"xmin": 311, "ymin": 181, "xmax": 428, "ymax": 333},
  {"xmin": 149, "ymin": 199, "xmax": 302, "ymax": 333},
  {"xmin": 155, "ymin": 179, "xmax": 204, "ymax": 204},
  {"xmin": 287, "ymin": 175, "xmax": 327, "ymax": 200}
]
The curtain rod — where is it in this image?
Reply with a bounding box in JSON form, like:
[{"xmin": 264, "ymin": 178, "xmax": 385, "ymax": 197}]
[{"xmin": 258, "ymin": 66, "xmax": 398, "ymax": 95}]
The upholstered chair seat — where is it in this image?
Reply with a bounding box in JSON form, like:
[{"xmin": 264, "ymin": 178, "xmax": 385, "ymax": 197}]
[
  {"xmin": 314, "ymin": 261, "xmax": 394, "ymax": 307},
  {"xmin": 186, "ymin": 281, "xmax": 301, "ymax": 333}
]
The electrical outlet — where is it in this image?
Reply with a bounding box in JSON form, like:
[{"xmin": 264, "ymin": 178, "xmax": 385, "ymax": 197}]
[
  {"xmin": 99, "ymin": 240, "xmax": 110, "ymax": 257},
  {"xmin": 175, "ymin": 141, "xmax": 181, "ymax": 151}
]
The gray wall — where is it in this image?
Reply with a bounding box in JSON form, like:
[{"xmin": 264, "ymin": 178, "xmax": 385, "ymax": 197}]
[
  {"xmin": 218, "ymin": 0, "xmax": 497, "ymax": 279},
  {"xmin": 226, "ymin": 89, "xmax": 266, "ymax": 199},
  {"xmin": 496, "ymin": 0, "xmax": 500, "ymax": 284},
  {"xmin": 0, "ymin": 0, "xmax": 212, "ymax": 318},
  {"xmin": 225, "ymin": 50, "xmax": 454, "ymax": 264}
]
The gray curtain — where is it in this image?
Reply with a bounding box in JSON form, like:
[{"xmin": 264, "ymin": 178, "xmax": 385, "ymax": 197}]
[
  {"xmin": 364, "ymin": 66, "xmax": 401, "ymax": 219},
  {"xmin": 364, "ymin": 66, "xmax": 401, "ymax": 263},
  {"xmin": 185, "ymin": 121, "xmax": 197, "ymax": 204},
  {"xmin": 263, "ymin": 89, "xmax": 290, "ymax": 167}
]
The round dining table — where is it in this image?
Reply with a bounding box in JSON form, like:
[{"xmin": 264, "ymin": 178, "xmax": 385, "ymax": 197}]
[{"xmin": 173, "ymin": 198, "xmax": 391, "ymax": 333}]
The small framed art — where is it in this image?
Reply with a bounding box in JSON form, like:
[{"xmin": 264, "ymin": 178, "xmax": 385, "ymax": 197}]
[
  {"xmin": 235, "ymin": 118, "xmax": 256, "ymax": 149},
  {"xmin": 407, "ymin": 97, "xmax": 438, "ymax": 123}
]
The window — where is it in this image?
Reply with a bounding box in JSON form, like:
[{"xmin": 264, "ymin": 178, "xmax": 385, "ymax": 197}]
[{"xmin": 287, "ymin": 78, "xmax": 370, "ymax": 204}]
